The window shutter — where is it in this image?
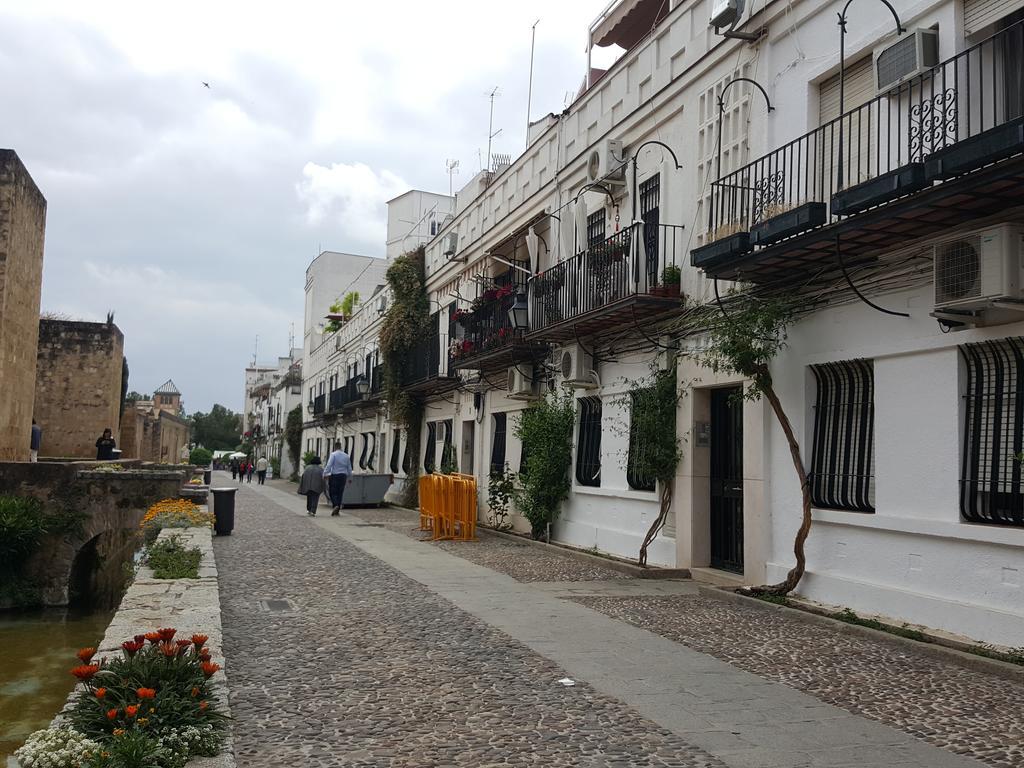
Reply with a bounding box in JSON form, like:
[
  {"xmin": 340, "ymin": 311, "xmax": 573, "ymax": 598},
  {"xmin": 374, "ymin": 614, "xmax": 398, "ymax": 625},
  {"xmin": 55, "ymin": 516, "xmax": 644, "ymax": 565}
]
[
  {"xmin": 964, "ymin": 0, "xmax": 1024, "ymax": 35},
  {"xmin": 818, "ymin": 56, "xmax": 874, "ymax": 123}
]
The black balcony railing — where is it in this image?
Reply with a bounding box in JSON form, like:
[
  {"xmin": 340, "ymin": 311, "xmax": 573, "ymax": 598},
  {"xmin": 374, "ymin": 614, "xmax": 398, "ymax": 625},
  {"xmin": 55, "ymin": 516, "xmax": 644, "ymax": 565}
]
[
  {"xmin": 400, "ymin": 333, "xmax": 453, "ymax": 388},
  {"xmin": 529, "ymin": 222, "xmax": 685, "ymax": 334},
  {"xmin": 312, "ymin": 393, "xmax": 326, "ymax": 416},
  {"xmin": 370, "ymin": 364, "xmax": 384, "ymax": 394},
  {"xmin": 698, "ymin": 20, "xmax": 1024, "ymax": 268}
]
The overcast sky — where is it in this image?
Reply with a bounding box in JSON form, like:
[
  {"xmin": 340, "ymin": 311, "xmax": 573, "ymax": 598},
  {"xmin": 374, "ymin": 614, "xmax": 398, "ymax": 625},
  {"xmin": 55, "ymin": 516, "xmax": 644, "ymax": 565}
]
[{"xmin": 1, "ymin": 0, "xmax": 620, "ymax": 413}]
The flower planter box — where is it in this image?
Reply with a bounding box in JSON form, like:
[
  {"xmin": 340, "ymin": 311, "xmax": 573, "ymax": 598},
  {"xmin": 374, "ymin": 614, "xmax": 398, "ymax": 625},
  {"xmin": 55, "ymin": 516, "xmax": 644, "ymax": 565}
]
[
  {"xmin": 925, "ymin": 117, "xmax": 1024, "ymax": 181},
  {"xmin": 648, "ymin": 284, "xmax": 681, "ymax": 298},
  {"xmin": 830, "ymin": 165, "xmax": 927, "ymax": 217},
  {"xmin": 750, "ymin": 202, "xmax": 828, "ymax": 245},
  {"xmin": 690, "ymin": 231, "xmax": 752, "ymax": 269}
]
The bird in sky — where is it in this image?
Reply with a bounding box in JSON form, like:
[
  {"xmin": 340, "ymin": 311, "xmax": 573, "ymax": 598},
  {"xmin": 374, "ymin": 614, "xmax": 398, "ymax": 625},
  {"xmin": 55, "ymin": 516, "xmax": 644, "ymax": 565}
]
[{"xmin": 202, "ymin": 82, "xmax": 210, "ymax": 89}]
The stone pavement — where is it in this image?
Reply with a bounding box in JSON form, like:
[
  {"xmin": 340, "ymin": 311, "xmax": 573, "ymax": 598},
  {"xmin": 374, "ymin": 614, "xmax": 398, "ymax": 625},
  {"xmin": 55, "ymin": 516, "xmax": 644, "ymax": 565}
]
[{"xmin": 216, "ymin": 476, "xmax": 997, "ymax": 768}]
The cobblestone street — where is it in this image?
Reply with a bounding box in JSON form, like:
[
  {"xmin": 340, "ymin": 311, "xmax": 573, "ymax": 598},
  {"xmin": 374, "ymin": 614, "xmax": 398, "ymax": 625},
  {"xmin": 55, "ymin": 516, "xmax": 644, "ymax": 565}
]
[{"xmin": 216, "ymin": 478, "xmax": 1013, "ymax": 768}]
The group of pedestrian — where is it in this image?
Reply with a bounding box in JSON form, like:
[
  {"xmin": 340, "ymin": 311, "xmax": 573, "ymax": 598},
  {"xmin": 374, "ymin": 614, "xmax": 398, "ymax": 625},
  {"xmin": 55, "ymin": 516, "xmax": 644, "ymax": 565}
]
[
  {"xmin": 298, "ymin": 441, "xmax": 351, "ymax": 517},
  {"xmin": 229, "ymin": 455, "xmax": 270, "ymax": 484}
]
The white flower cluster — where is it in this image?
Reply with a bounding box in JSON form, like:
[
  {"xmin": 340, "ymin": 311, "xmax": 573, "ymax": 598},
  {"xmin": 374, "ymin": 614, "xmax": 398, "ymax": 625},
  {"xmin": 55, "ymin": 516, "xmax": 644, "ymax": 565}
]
[
  {"xmin": 156, "ymin": 724, "xmax": 218, "ymax": 759},
  {"xmin": 12, "ymin": 728, "xmax": 100, "ymax": 768}
]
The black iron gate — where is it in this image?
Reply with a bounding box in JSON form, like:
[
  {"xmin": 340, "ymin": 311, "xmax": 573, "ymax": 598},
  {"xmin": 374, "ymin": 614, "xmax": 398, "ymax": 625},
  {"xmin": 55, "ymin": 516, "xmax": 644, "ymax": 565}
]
[{"xmin": 710, "ymin": 387, "xmax": 744, "ymax": 573}]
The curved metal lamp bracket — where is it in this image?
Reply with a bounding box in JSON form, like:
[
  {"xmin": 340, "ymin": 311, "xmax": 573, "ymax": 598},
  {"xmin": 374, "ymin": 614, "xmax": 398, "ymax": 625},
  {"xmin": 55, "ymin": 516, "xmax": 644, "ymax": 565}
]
[{"xmin": 835, "ymin": 236, "xmax": 909, "ymax": 318}]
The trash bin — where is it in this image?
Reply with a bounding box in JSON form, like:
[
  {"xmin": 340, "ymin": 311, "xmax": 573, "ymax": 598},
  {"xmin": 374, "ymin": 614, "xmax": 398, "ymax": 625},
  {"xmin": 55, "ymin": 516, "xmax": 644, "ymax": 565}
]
[
  {"xmin": 210, "ymin": 487, "xmax": 237, "ymax": 536},
  {"xmin": 203, "ymin": 469, "xmax": 212, "ymax": 485}
]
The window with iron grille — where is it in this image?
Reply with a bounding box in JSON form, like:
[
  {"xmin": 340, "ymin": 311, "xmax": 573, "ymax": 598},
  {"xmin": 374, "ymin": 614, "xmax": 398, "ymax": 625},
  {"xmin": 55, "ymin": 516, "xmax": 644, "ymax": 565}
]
[
  {"xmin": 359, "ymin": 433, "xmax": 369, "ymax": 469},
  {"xmin": 377, "ymin": 432, "xmax": 384, "ymax": 471},
  {"xmin": 586, "ymin": 210, "xmax": 606, "ymax": 248},
  {"xmin": 490, "ymin": 413, "xmax": 507, "ymax": 474},
  {"xmin": 424, "ymin": 421, "xmax": 438, "ymax": 474},
  {"xmin": 639, "ymin": 174, "xmax": 661, "ymax": 285},
  {"xmin": 316, "ymin": 438, "xmax": 322, "ymax": 457},
  {"xmin": 390, "ymin": 430, "xmax": 401, "ymax": 474},
  {"xmin": 402, "ymin": 430, "xmax": 412, "ymax": 474},
  {"xmin": 627, "ymin": 389, "xmax": 657, "ymax": 492},
  {"xmin": 575, "ymin": 396, "xmax": 602, "ymax": 487},
  {"xmin": 809, "ymin": 360, "xmax": 875, "ymax": 513},
  {"xmin": 961, "ymin": 338, "xmax": 1024, "ymax": 527}
]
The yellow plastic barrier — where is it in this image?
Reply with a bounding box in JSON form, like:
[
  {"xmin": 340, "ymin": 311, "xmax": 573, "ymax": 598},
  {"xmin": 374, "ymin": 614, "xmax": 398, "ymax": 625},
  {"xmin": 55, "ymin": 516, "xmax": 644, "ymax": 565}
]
[{"xmin": 418, "ymin": 473, "xmax": 477, "ymax": 541}]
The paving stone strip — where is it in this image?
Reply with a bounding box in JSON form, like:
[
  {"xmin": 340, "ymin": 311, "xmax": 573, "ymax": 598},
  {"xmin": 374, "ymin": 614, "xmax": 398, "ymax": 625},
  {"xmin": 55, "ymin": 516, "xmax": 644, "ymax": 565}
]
[
  {"xmin": 572, "ymin": 595, "xmax": 1023, "ymax": 768},
  {"xmin": 347, "ymin": 505, "xmax": 631, "ymax": 583},
  {"xmin": 215, "ymin": 485, "xmax": 724, "ymax": 767}
]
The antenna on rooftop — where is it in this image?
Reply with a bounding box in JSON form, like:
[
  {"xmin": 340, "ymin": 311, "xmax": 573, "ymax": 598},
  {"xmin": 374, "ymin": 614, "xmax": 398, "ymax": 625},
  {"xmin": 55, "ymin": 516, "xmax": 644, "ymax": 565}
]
[
  {"xmin": 526, "ymin": 19, "xmax": 540, "ymax": 150},
  {"xmin": 485, "ymin": 86, "xmax": 502, "ymax": 173},
  {"xmin": 253, "ymin": 334, "xmax": 259, "ymax": 367},
  {"xmin": 445, "ymin": 159, "xmax": 460, "ymax": 197},
  {"xmin": 288, "ymin": 323, "xmax": 295, "ymax": 356}
]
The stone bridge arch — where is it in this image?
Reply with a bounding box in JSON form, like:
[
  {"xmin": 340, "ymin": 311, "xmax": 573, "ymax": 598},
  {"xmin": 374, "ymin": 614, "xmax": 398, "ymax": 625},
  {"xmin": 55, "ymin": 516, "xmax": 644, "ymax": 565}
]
[{"xmin": 0, "ymin": 462, "xmax": 186, "ymax": 609}]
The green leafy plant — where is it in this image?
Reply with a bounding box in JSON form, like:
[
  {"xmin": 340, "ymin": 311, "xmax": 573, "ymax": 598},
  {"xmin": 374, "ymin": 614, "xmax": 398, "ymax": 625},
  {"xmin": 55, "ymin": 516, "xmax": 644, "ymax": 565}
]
[
  {"xmin": 0, "ymin": 495, "xmax": 48, "ymax": 570},
  {"xmin": 486, "ymin": 465, "xmax": 517, "ymax": 531},
  {"xmin": 513, "ymin": 390, "xmax": 575, "ymax": 539},
  {"xmin": 439, "ymin": 442, "xmax": 458, "ymax": 475},
  {"xmin": 188, "ymin": 447, "xmax": 213, "ymax": 467},
  {"xmin": 340, "ymin": 290, "xmax": 360, "ymax": 317},
  {"xmin": 301, "ymin": 450, "xmax": 318, "ymax": 467},
  {"xmin": 324, "ymin": 300, "xmax": 344, "ymax": 334},
  {"xmin": 661, "ymin": 264, "xmax": 681, "ymax": 285},
  {"xmin": 145, "ymin": 535, "xmax": 201, "ymax": 579},
  {"xmin": 269, "ymin": 456, "xmax": 281, "ymax": 477},
  {"xmin": 614, "ymin": 365, "xmax": 685, "ymax": 566},
  {"xmin": 286, "ymin": 406, "xmax": 303, "ymax": 480}
]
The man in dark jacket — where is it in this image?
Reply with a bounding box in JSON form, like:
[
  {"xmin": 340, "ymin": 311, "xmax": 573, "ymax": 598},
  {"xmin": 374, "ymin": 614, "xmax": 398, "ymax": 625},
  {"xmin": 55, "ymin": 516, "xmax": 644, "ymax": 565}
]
[{"xmin": 298, "ymin": 456, "xmax": 325, "ymax": 516}]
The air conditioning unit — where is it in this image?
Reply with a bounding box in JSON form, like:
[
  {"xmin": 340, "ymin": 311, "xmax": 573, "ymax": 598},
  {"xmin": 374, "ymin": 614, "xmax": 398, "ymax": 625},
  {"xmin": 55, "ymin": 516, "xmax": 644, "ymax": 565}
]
[
  {"xmin": 560, "ymin": 345, "xmax": 597, "ymax": 388},
  {"xmin": 933, "ymin": 225, "xmax": 1024, "ymax": 310},
  {"xmin": 506, "ymin": 365, "xmax": 534, "ymax": 400},
  {"xmin": 443, "ymin": 232, "xmax": 459, "ymax": 257},
  {"xmin": 710, "ymin": 0, "xmax": 741, "ymax": 29},
  {"xmin": 586, "ymin": 139, "xmax": 625, "ymax": 184},
  {"xmin": 875, "ymin": 29, "xmax": 939, "ymax": 94}
]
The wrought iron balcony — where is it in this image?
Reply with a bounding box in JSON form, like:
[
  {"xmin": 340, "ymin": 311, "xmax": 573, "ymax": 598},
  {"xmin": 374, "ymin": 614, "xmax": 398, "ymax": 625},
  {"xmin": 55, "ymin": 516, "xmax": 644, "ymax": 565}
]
[
  {"xmin": 528, "ymin": 222, "xmax": 685, "ymax": 340},
  {"xmin": 452, "ymin": 280, "xmax": 546, "ymax": 375},
  {"xmin": 399, "ymin": 333, "xmax": 458, "ymax": 395},
  {"xmin": 312, "ymin": 393, "xmax": 326, "ymax": 416},
  {"xmin": 693, "ymin": 19, "xmax": 1024, "ymax": 282}
]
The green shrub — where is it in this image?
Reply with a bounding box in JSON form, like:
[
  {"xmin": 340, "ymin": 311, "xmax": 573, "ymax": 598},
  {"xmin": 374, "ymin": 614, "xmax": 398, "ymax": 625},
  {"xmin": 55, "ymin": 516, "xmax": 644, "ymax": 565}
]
[
  {"xmin": 0, "ymin": 495, "xmax": 48, "ymax": 568},
  {"xmin": 301, "ymin": 450, "xmax": 318, "ymax": 467},
  {"xmin": 145, "ymin": 535, "xmax": 201, "ymax": 579},
  {"xmin": 269, "ymin": 456, "xmax": 281, "ymax": 477},
  {"xmin": 189, "ymin": 447, "xmax": 213, "ymax": 466},
  {"xmin": 513, "ymin": 391, "xmax": 575, "ymax": 539}
]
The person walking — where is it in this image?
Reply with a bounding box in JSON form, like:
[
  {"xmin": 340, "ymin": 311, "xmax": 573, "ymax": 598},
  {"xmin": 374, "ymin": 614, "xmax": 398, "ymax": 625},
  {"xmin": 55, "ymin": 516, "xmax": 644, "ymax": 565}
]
[
  {"xmin": 95, "ymin": 428, "xmax": 116, "ymax": 460},
  {"xmin": 322, "ymin": 441, "xmax": 352, "ymax": 516},
  {"xmin": 230, "ymin": 459, "xmax": 238, "ymax": 480},
  {"xmin": 29, "ymin": 420, "xmax": 42, "ymax": 462},
  {"xmin": 246, "ymin": 460, "xmax": 255, "ymax": 483},
  {"xmin": 298, "ymin": 455, "xmax": 325, "ymax": 516},
  {"xmin": 256, "ymin": 455, "xmax": 268, "ymax": 485}
]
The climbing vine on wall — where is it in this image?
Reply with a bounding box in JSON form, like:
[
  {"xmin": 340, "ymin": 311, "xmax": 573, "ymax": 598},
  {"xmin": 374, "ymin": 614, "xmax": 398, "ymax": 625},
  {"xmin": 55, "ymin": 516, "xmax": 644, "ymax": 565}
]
[
  {"xmin": 380, "ymin": 247, "xmax": 430, "ymax": 505},
  {"xmin": 285, "ymin": 405, "xmax": 303, "ymax": 480},
  {"xmin": 513, "ymin": 390, "xmax": 576, "ymax": 540}
]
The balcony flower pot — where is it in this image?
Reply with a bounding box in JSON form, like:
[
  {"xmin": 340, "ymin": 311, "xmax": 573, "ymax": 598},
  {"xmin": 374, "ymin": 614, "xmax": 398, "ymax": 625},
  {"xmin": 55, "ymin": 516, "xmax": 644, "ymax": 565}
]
[
  {"xmin": 690, "ymin": 231, "xmax": 752, "ymax": 269},
  {"xmin": 750, "ymin": 202, "xmax": 828, "ymax": 245},
  {"xmin": 829, "ymin": 166, "xmax": 926, "ymax": 217}
]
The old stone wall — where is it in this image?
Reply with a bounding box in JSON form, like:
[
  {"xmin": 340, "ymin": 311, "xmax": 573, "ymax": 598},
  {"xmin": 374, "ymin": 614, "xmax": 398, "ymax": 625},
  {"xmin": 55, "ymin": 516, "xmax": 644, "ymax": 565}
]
[
  {"xmin": 120, "ymin": 407, "xmax": 190, "ymax": 462},
  {"xmin": 34, "ymin": 319, "xmax": 125, "ymax": 458},
  {"xmin": 0, "ymin": 150, "xmax": 47, "ymax": 461}
]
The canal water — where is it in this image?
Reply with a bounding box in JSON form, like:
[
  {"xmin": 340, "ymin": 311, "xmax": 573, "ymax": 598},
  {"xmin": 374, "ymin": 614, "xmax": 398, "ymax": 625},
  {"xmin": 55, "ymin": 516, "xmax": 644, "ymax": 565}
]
[{"xmin": 0, "ymin": 608, "xmax": 113, "ymax": 764}]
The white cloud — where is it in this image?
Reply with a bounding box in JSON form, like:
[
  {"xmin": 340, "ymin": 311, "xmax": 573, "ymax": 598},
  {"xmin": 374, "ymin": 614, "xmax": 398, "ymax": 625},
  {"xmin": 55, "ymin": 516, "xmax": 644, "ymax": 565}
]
[{"xmin": 296, "ymin": 161, "xmax": 408, "ymax": 248}]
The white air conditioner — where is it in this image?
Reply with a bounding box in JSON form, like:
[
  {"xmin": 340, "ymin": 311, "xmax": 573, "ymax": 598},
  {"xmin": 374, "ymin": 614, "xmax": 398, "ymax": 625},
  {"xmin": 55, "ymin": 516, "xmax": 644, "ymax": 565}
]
[
  {"xmin": 443, "ymin": 232, "xmax": 459, "ymax": 257},
  {"xmin": 933, "ymin": 225, "xmax": 1024, "ymax": 310},
  {"xmin": 506, "ymin": 365, "xmax": 534, "ymax": 399},
  {"xmin": 559, "ymin": 344, "xmax": 597, "ymax": 388},
  {"xmin": 710, "ymin": 0, "xmax": 741, "ymax": 29},
  {"xmin": 874, "ymin": 29, "xmax": 939, "ymax": 94},
  {"xmin": 586, "ymin": 139, "xmax": 625, "ymax": 183}
]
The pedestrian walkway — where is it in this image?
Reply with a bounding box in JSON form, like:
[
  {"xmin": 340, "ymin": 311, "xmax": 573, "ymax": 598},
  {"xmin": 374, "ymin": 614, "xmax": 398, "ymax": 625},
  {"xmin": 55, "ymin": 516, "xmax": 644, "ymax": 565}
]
[{"xmin": 214, "ymin": 476, "xmax": 1003, "ymax": 768}]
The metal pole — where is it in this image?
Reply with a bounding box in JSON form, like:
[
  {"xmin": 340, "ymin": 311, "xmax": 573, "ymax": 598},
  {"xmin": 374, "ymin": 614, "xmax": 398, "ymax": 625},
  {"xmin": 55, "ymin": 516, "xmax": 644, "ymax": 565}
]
[{"xmin": 526, "ymin": 19, "xmax": 539, "ymax": 150}]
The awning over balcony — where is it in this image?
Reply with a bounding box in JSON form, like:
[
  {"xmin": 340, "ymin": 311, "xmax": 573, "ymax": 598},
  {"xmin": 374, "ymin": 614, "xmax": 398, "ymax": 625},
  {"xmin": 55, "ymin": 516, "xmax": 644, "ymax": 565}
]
[{"xmin": 592, "ymin": 0, "xmax": 668, "ymax": 50}]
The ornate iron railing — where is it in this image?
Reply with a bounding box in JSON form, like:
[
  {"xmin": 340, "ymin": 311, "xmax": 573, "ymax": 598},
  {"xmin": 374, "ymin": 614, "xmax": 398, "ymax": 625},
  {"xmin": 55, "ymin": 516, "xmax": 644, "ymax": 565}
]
[
  {"xmin": 312, "ymin": 393, "xmax": 326, "ymax": 416},
  {"xmin": 704, "ymin": 19, "xmax": 1024, "ymax": 244},
  {"xmin": 529, "ymin": 222, "xmax": 685, "ymax": 333}
]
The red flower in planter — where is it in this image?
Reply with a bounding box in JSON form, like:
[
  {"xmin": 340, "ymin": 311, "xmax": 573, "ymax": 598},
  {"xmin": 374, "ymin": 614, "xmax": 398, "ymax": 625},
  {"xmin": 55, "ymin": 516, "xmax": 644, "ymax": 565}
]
[
  {"xmin": 159, "ymin": 641, "xmax": 178, "ymax": 658},
  {"xmin": 191, "ymin": 634, "xmax": 209, "ymax": 648},
  {"xmin": 71, "ymin": 665, "xmax": 99, "ymax": 681},
  {"xmin": 133, "ymin": 634, "xmax": 146, "ymax": 645},
  {"xmin": 200, "ymin": 661, "xmax": 220, "ymax": 678},
  {"xmin": 136, "ymin": 688, "xmax": 156, "ymax": 700},
  {"xmin": 157, "ymin": 628, "xmax": 176, "ymax": 641},
  {"xmin": 199, "ymin": 651, "xmax": 212, "ymax": 662},
  {"xmin": 77, "ymin": 647, "xmax": 97, "ymax": 664},
  {"xmin": 176, "ymin": 638, "xmax": 192, "ymax": 649},
  {"xmin": 125, "ymin": 705, "xmax": 139, "ymax": 718},
  {"xmin": 199, "ymin": 701, "xmax": 209, "ymax": 712},
  {"xmin": 122, "ymin": 640, "xmax": 143, "ymax": 657},
  {"xmin": 106, "ymin": 708, "xmax": 119, "ymax": 721},
  {"xmin": 95, "ymin": 688, "xmax": 107, "ymax": 699},
  {"xmin": 144, "ymin": 632, "xmax": 161, "ymax": 644},
  {"xmin": 482, "ymin": 288, "xmax": 498, "ymax": 301}
]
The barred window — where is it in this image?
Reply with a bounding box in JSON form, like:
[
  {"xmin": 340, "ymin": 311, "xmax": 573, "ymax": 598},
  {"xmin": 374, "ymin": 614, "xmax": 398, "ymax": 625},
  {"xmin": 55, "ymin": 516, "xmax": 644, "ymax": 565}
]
[
  {"xmin": 390, "ymin": 430, "xmax": 401, "ymax": 474},
  {"xmin": 490, "ymin": 413, "xmax": 507, "ymax": 474},
  {"xmin": 424, "ymin": 421, "xmax": 438, "ymax": 474},
  {"xmin": 586, "ymin": 210, "xmax": 606, "ymax": 247},
  {"xmin": 626, "ymin": 389, "xmax": 657, "ymax": 492},
  {"xmin": 402, "ymin": 430, "xmax": 411, "ymax": 474},
  {"xmin": 359, "ymin": 433, "xmax": 369, "ymax": 469},
  {"xmin": 961, "ymin": 338, "xmax": 1024, "ymax": 527},
  {"xmin": 639, "ymin": 174, "xmax": 660, "ymax": 285},
  {"xmin": 809, "ymin": 360, "xmax": 875, "ymax": 512},
  {"xmin": 575, "ymin": 396, "xmax": 602, "ymax": 487}
]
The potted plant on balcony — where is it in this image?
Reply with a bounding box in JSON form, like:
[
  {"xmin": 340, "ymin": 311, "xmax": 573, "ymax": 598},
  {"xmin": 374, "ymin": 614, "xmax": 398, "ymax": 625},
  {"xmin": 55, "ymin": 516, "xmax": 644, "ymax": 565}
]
[
  {"xmin": 589, "ymin": 234, "xmax": 630, "ymax": 304},
  {"xmin": 651, "ymin": 264, "xmax": 681, "ymax": 297}
]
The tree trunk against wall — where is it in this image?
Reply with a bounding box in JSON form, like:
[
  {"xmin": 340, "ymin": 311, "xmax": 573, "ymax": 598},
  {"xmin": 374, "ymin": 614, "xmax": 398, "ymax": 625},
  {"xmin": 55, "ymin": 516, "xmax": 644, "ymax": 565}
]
[{"xmin": 638, "ymin": 480, "xmax": 673, "ymax": 567}]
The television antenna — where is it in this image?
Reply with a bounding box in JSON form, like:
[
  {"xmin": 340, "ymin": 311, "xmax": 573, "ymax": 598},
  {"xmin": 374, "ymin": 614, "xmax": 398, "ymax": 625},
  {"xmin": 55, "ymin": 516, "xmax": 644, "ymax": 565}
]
[
  {"xmin": 445, "ymin": 159, "xmax": 460, "ymax": 197},
  {"xmin": 485, "ymin": 86, "xmax": 502, "ymax": 173}
]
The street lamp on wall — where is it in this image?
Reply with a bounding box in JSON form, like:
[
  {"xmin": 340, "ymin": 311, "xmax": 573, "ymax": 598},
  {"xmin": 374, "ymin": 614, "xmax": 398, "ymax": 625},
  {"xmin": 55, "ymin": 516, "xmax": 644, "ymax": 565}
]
[
  {"xmin": 508, "ymin": 293, "xmax": 529, "ymax": 332},
  {"xmin": 836, "ymin": 0, "xmax": 904, "ymax": 192},
  {"xmin": 355, "ymin": 374, "xmax": 371, "ymax": 400}
]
